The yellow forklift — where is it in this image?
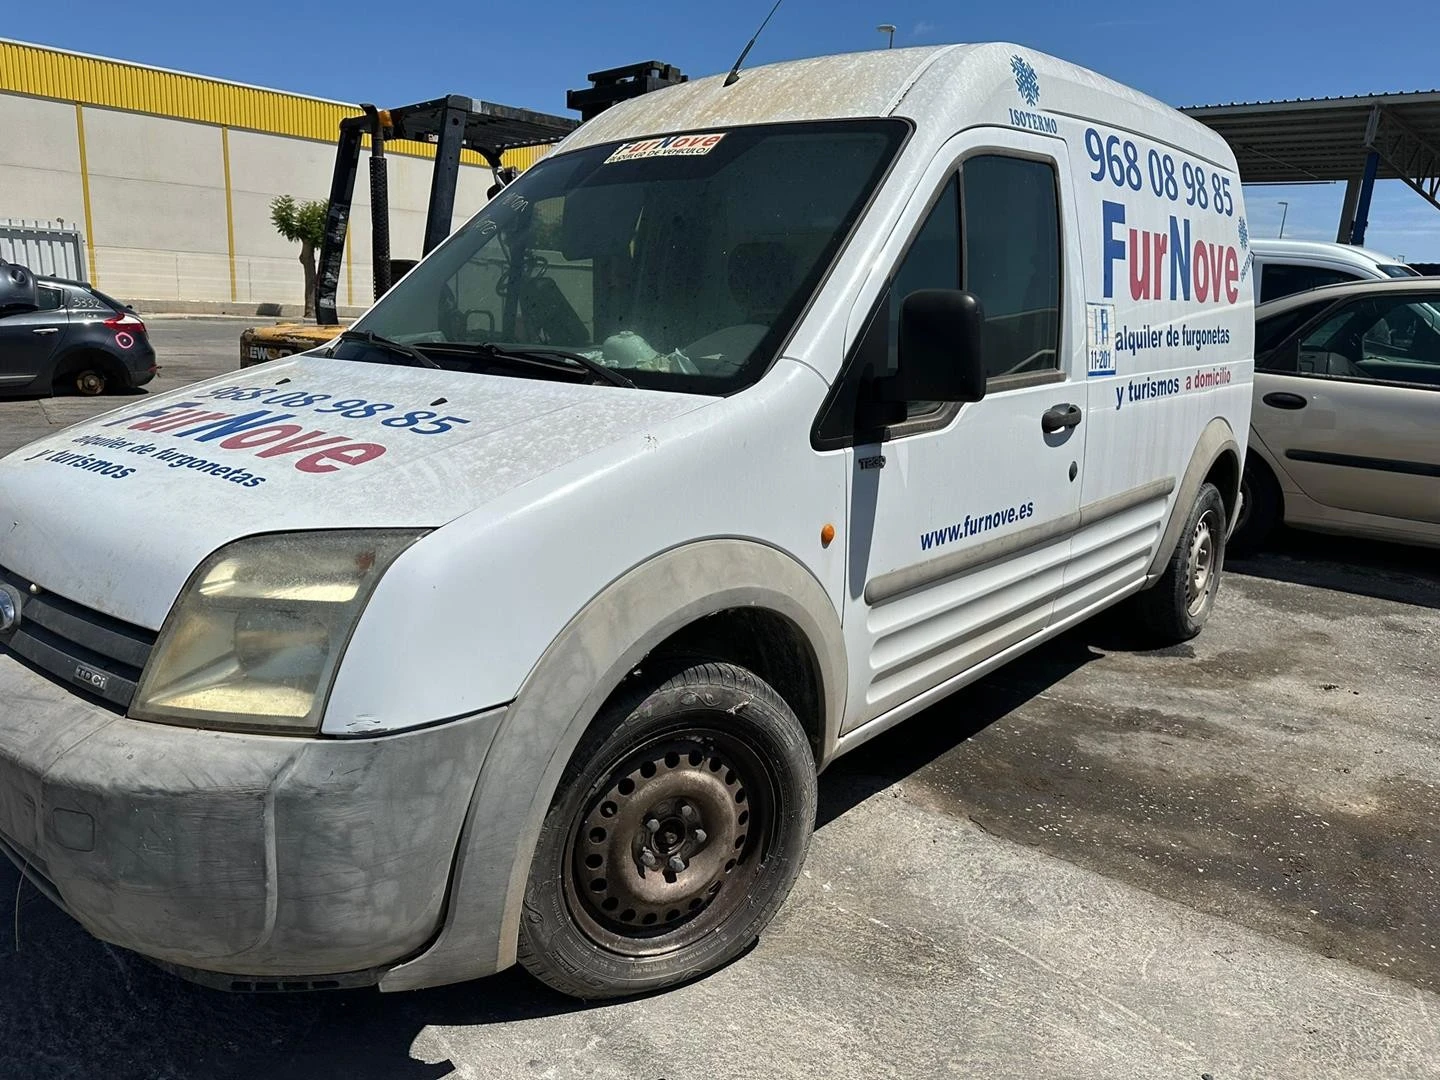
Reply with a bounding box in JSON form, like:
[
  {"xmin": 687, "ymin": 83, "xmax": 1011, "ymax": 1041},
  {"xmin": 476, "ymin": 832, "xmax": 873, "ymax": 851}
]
[{"xmin": 239, "ymin": 63, "xmax": 686, "ymax": 367}]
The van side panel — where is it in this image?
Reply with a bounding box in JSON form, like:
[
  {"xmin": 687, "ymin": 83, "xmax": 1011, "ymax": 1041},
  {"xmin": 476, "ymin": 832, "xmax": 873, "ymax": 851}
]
[{"xmin": 1057, "ymin": 111, "xmax": 1253, "ymax": 603}]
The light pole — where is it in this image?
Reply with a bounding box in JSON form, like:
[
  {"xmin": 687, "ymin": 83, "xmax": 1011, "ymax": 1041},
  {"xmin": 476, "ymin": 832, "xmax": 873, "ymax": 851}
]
[
  {"xmin": 1277, "ymin": 200, "xmax": 1289, "ymax": 239},
  {"xmin": 877, "ymin": 23, "xmax": 896, "ymax": 48}
]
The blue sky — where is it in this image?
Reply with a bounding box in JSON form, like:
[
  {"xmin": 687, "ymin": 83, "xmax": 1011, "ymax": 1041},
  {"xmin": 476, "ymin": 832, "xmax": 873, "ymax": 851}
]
[{"xmin": 9, "ymin": 0, "xmax": 1440, "ymax": 259}]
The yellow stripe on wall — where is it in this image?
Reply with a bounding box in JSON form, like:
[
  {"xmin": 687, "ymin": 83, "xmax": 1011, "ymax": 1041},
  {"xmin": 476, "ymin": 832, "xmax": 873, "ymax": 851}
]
[
  {"xmin": 73, "ymin": 103, "xmax": 98, "ymax": 285},
  {"xmin": 1, "ymin": 39, "xmax": 558, "ymax": 171},
  {"xmin": 221, "ymin": 126, "xmax": 238, "ymax": 302}
]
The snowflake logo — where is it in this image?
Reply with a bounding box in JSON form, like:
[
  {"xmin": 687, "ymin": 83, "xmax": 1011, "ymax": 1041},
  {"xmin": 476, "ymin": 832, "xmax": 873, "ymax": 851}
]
[
  {"xmin": 1011, "ymin": 55, "xmax": 1040, "ymax": 107},
  {"xmin": 1238, "ymin": 216, "xmax": 1249, "ymax": 250}
]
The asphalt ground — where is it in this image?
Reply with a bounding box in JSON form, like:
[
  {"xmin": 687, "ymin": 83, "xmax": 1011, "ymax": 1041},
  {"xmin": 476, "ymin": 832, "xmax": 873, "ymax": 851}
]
[{"xmin": 1, "ymin": 319, "xmax": 1437, "ymax": 1079}]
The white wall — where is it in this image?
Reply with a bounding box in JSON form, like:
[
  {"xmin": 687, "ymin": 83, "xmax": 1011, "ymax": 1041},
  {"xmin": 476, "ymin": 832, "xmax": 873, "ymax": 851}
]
[
  {"xmin": 0, "ymin": 95, "xmax": 87, "ymax": 234},
  {"xmin": 0, "ymin": 89, "xmax": 498, "ymax": 308},
  {"xmin": 85, "ymin": 108, "xmax": 231, "ymax": 302}
]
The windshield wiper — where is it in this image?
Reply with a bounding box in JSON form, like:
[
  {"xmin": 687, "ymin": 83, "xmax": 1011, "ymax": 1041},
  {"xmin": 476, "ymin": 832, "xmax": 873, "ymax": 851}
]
[
  {"xmin": 337, "ymin": 329, "xmax": 441, "ymax": 369},
  {"xmin": 475, "ymin": 342, "xmax": 637, "ymax": 389}
]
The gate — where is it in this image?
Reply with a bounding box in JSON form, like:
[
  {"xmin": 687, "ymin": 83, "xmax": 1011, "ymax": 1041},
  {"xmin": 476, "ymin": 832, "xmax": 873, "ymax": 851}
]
[{"xmin": 0, "ymin": 218, "xmax": 85, "ymax": 280}]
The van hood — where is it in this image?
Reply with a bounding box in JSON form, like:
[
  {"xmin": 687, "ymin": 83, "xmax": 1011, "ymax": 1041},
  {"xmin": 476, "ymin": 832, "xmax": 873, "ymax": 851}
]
[{"xmin": 0, "ymin": 356, "xmax": 711, "ymax": 628}]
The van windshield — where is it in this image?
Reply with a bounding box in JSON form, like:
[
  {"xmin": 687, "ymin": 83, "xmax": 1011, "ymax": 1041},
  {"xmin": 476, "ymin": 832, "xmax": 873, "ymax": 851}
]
[{"xmin": 348, "ymin": 120, "xmax": 905, "ymax": 394}]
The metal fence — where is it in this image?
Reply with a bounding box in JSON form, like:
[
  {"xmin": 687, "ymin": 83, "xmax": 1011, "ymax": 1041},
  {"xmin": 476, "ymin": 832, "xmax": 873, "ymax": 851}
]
[{"xmin": 0, "ymin": 218, "xmax": 85, "ymax": 280}]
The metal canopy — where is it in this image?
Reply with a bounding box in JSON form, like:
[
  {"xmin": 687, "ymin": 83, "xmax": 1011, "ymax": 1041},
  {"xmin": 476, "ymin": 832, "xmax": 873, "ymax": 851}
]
[
  {"xmin": 1183, "ymin": 92, "xmax": 1440, "ymax": 183},
  {"xmin": 1182, "ymin": 91, "xmax": 1440, "ymax": 244}
]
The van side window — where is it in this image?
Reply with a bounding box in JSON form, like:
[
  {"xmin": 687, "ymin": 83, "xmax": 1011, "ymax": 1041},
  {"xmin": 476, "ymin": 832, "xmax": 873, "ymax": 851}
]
[
  {"xmin": 889, "ymin": 176, "xmax": 961, "ymax": 418},
  {"xmin": 961, "ymin": 155, "xmax": 1062, "ymax": 381},
  {"xmin": 1259, "ymin": 265, "xmax": 1359, "ymax": 304}
]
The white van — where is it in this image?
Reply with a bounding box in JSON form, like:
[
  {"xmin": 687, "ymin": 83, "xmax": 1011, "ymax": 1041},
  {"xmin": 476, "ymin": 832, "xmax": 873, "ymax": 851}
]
[
  {"xmin": 0, "ymin": 44, "xmax": 1252, "ymax": 999},
  {"xmin": 1250, "ymin": 238, "xmax": 1418, "ymax": 303}
]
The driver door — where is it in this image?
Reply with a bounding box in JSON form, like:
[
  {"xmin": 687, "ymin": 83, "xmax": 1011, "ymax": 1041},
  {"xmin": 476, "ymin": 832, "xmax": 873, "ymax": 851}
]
[{"xmin": 1255, "ymin": 287, "xmax": 1440, "ymax": 527}]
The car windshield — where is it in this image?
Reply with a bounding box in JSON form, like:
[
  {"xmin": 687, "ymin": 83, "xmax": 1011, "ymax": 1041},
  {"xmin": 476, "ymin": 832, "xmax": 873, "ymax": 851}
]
[
  {"xmin": 349, "ymin": 120, "xmax": 906, "ymax": 394},
  {"xmin": 1379, "ymin": 263, "xmax": 1420, "ymax": 278}
]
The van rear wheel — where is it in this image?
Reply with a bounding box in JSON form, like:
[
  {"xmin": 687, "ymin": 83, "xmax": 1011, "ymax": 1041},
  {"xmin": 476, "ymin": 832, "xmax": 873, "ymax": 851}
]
[
  {"xmin": 1131, "ymin": 482, "xmax": 1226, "ymax": 645},
  {"xmin": 517, "ymin": 661, "xmax": 816, "ymax": 1000}
]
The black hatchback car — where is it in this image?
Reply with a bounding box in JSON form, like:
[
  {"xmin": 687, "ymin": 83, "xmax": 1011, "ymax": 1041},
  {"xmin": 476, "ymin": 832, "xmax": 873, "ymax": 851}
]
[{"xmin": 0, "ymin": 262, "xmax": 157, "ymax": 396}]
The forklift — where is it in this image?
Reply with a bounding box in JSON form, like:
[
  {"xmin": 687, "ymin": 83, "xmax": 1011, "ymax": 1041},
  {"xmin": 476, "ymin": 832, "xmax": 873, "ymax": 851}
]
[{"xmin": 239, "ymin": 62, "xmax": 687, "ymax": 367}]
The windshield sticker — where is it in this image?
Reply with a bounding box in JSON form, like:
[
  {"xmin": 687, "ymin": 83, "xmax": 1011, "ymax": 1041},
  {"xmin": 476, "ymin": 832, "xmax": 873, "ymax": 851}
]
[{"xmin": 604, "ymin": 133, "xmax": 726, "ymax": 164}]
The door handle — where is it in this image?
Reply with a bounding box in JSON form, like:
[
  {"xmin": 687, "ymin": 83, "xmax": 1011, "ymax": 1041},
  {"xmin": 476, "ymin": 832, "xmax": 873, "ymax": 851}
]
[
  {"xmin": 31, "ymin": 328, "xmax": 59, "ymax": 335},
  {"xmin": 1041, "ymin": 403, "xmax": 1083, "ymax": 433},
  {"xmin": 1262, "ymin": 391, "xmax": 1307, "ymax": 410}
]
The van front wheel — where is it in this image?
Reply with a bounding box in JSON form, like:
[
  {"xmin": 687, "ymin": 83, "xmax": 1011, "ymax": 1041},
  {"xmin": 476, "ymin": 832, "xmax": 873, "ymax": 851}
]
[
  {"xmin": 517, "ymin": 661, "xmax": 817, "ymax": 1000},
  {"xmin": 1131, "ymin": 482, "xmax": 1226, "ymax": 645}
]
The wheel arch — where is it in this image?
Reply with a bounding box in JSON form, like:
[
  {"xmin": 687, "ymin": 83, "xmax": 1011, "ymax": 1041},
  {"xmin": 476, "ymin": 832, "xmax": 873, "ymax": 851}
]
[
  {"xmin": 379, "ymin": 538, "xmax": 846, "ymax": 991},
  {"xmin": 1146, "ymin": 418, "xmax": 1242, "ymax": 580}
]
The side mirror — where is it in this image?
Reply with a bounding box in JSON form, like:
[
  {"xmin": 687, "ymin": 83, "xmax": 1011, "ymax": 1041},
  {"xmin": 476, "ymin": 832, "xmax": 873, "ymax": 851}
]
[
  {"xmin": 880, "ymin": 289, "xmax": 986, "ymax": 404},
  {"xmin": 0, "ymin": 262, "xmax": 39, "ymax": 315}
]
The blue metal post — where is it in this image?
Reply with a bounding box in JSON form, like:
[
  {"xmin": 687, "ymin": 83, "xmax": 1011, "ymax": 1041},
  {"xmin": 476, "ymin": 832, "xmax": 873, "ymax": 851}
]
[{"xmin": 1351, "ymin": 150, "xmax": 1380, "ymax": 245}]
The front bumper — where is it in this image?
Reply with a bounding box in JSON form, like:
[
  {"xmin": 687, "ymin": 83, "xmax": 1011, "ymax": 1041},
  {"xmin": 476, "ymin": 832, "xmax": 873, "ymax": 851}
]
[{"xmin": 0, "ymin": 650, "xmax": 501, "ymax": 980}]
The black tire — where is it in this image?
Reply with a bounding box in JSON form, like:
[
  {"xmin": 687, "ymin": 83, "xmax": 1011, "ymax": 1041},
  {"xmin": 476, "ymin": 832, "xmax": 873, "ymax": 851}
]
[
  {"xmin": 518, "ymin": 661, "xmax": 817, "ymax": 1000},
  {"xmin": 1131, "ymin": 482, "xmax": 1227, "ymax": 645},
  {"xmin": 1229, "ymin": 458, "xmax": 1281, "ymax": 555}
]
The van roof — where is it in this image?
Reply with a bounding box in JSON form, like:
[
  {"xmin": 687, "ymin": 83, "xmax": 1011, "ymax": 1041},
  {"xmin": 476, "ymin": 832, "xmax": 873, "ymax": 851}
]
[
  {"xmin": 559, "ymin": 44, "xmax": 1234, "ymax": 167},
  {"xmin": 1247, "ymin": 237, "xmax": 1409, "ymax": 267}
]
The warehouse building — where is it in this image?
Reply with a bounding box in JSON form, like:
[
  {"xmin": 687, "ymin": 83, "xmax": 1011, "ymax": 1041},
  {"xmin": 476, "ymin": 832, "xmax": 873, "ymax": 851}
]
[{"xmin": 0, "ymin": 39, "xmax": 551, "ymax": 312}]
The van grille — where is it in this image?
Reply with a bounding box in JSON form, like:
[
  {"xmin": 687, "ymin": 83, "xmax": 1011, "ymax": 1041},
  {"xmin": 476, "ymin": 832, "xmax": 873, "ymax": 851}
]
[{"xmin": 0, "ymin": 565, "xmax": 155, "ymax": 710}]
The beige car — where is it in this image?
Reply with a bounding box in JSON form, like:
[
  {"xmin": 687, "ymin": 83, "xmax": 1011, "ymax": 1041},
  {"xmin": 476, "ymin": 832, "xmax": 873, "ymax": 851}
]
[{"xmin": 1234, "ymin": 278, "xmax": 1440, "ymax": 551}]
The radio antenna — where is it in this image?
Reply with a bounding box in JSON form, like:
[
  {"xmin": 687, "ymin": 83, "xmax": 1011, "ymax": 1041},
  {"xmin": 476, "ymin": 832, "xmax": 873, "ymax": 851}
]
[{"xmin": 724, "ymin": 0, "xmax": 786, "ymax": 87}]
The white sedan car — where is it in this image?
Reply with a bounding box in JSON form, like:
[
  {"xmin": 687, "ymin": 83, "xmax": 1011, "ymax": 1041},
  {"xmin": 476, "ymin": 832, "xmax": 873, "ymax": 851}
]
[{"xmin": 1235, "ymin": 278, "xmax": 1440, "ymax": 551}]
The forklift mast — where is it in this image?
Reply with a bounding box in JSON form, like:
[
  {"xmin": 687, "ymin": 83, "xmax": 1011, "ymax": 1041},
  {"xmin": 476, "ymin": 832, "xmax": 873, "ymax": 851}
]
[
  {"xmin": 314, "ymin": 64, "xmax": 687, "ymax": 327},
  {"xmin": 315, "ymin": 97, "xmax": 578, "ymax": 325}
]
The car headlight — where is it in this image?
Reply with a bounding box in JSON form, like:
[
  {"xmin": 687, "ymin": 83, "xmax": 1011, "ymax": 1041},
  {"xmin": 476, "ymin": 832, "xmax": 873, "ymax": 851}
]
[{"xmin": 131, "ymin": 530, "xmax": 425, "ymax": 733}]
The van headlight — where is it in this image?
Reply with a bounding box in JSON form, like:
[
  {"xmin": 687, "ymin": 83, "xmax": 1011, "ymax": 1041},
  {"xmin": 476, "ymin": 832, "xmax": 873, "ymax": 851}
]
[{"xmin": 131, "ymin": 530, "xmax": 425, "ymax": 733}]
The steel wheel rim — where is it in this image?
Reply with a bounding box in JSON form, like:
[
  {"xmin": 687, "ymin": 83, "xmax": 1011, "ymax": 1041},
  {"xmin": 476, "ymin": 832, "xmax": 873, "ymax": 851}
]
[
  {"xmin": 1186, "ymin": 512, "xmax": 1217, "ymax": 617},
  {"xmin": 563, "ymin": 725, "xmax": 774, "ymax": 958}
]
